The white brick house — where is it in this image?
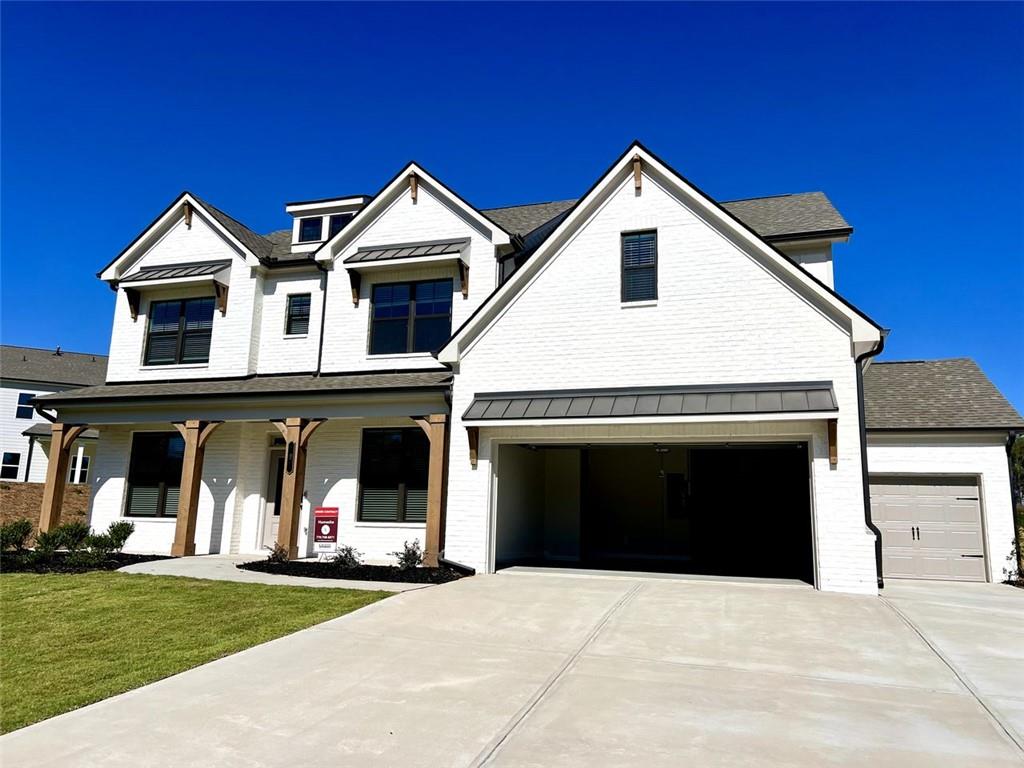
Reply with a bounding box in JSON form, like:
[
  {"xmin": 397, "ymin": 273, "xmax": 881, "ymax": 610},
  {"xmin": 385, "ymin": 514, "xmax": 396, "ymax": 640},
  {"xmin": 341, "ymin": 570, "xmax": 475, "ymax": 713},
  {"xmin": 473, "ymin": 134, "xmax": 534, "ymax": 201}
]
[{"xmin": 32, "ymin": 142, "xmax": 1022, "ymax": 594}]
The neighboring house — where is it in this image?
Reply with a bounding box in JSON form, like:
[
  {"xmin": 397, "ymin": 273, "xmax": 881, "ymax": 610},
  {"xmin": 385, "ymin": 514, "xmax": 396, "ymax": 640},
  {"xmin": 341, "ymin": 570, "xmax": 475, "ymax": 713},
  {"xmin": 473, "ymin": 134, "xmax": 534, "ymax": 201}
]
[
  {"xmin": 0, "ymin": 345, "xmax": 107, "ymax": 484},
  {"xmin": 30, "ymin": 142, "xmax": 1021, "ymax": 595}
]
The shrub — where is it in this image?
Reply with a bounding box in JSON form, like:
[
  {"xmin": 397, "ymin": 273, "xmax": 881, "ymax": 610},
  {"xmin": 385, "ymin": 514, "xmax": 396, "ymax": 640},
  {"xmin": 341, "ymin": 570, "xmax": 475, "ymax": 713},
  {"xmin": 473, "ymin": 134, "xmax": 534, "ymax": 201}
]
[
  {"xmin": 33, "ymin": 529, "xmax": 62, "ymax": 555},
  {"xmin": 390, "ymin": 539, "xmax": 423, "ymax": 570},
  {"xmin": 0, "ymin": 519, "xmax": 33, "ymax": 551},
  {"xmin": 265, "ymin": 542, "xmax": 289, "ymax": 563},
  {"xmin": 53, "ymin": 521, "xmax": 91, "ymax": 552},
  {"xmin": 105, "ymin": 521, "xmax": 135, "ymax": 552},
  {"xmin": 332, "ymin": 545, "xmax": 362, "ymax": 568},
  {"xmin": 1004, "ymin": 538, "xmax": 1022, "ymax": 584}
]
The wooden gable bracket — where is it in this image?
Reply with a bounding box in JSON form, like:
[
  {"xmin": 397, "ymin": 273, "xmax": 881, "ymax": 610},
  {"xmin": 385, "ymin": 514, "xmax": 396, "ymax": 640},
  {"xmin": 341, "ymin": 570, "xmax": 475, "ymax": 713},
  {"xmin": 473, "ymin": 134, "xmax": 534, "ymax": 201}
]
[
  {"xmin": 124, "ymin": 287, "xmax": 141, "ymax": 322},
  {"xmin": 184, "ymin": 201, "xmax": 193, "ymax": 229},
  {"xmin": 467, "ymin": 426, "xmax": 479, "ymax": 469},
  {"xmin": 347, "ymin": 269, "xmax": 362, "ymax": 307},
  {"xmin": 409, "ymin": 172, "xmax": 418, "ymax": 204},
  {"xmin": 214, "ymin": 282, "xmax": 229, "ymax": 316},
  {"xmin": 827, "ymin": 418, "xmax": 838, "ymax": 466},
  {"xmin": 633, "ymin": 154, "xmax": 643, "ymax": 195},
  {"xmin": 458, "ymin": 261, "xmax": 469, "ymax": 299}
]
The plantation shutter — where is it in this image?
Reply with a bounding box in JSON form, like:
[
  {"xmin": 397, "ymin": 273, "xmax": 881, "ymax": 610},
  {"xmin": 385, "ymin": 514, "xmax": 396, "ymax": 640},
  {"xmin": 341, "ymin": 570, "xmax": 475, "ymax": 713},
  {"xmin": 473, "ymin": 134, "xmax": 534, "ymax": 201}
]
[
  {"xmin": 125, "ymin": 433, "xmax": 185, "ymax": 517},
  {"xmin": 286, "ymin": 294, "xmax": 311, "ymax": 335},
  {"xmin": 357, "ymin": 428, "xmax": 431, "ymax": 522},
  {"xmin": 622, "ymin": 231, "xmax": 657, "ymax": 302}
]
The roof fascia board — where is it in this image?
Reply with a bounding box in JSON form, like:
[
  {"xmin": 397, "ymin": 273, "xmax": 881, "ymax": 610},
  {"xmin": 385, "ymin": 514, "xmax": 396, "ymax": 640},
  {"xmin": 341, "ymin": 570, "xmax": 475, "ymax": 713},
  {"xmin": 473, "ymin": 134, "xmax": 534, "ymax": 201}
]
[
  {"xmin": 99, "ymin": 193, "xmax": 261, "ymax": 282},
  {"xmin": 285, "ymin": 196, "xmax": 370, "ymax": 213},
  {"xmin": 438, "ymin": 142, "xmax": 881, "ymax": 363},
  {"xmin": 314, "ymin": 163, "xmax": 511, "ymax": 263}
]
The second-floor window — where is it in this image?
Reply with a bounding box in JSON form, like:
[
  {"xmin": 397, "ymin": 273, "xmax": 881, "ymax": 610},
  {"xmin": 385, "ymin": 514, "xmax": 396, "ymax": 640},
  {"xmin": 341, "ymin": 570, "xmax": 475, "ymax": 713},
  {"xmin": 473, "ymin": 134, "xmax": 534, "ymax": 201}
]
[
  {"xmin": 298, "ymin": 217, "xmax": 323, "ymax": 242},
  {"xmin": 369, "ymin": 279, "xmax": 453, "ymax": 355},
  {"xmin": 621, "ymin": 231, "xmax": 658, "ymax": 302},
  {"xmin": 145, "ymin": 297, "xmax": 215, "ymax": 366},
  {"xmin": 328, "ymin": 213, "xmax": 353, "ymax": 238},
  {"xmin": 15, "ymin": 393, "xmax": 34, "ymax": 419},
  {"xmin": 285, "ymin": 293, "xmax": 311, "ymax": 336}
]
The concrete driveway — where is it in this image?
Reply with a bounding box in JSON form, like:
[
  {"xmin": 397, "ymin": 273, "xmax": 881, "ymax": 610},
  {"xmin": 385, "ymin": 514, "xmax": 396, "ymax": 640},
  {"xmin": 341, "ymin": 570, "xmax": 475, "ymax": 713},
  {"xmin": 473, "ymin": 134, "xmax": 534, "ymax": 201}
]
[{"xmin": 2, "ymin": 573, "xmax": 1021, "ymax": 767}]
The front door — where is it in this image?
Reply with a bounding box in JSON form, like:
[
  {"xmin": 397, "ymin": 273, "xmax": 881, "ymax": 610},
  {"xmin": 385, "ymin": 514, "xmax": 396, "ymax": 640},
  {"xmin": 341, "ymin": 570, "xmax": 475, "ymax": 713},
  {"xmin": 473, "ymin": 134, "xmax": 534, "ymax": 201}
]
[{"xmin": 262, "ymin": 451, "xmax": 286, "ymax": 549}]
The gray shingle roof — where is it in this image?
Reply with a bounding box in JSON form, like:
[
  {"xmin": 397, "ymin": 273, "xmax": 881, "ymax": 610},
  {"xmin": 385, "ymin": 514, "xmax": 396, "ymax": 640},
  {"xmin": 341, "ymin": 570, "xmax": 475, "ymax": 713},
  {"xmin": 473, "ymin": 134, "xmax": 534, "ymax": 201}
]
[
  {"xmin": 1, "ymin": 345, "xmax": 108, "ymax": 387},
  {"xmin": 464, "ymin": 382, "xmax": 837, "ymax": 422},
  {"xmin": 22, "ymin": 423, "xmax": 99, "ymax": 440},
  {"xmin": 482, "ymin": 192, "xmax": 851, "ymax": 241},
  {"xmin": 864, "ymin": 358, "xmax": 1024, "ymax": 430},
  {"xmin": 34, "ymin": 370, "xmax": 452, "ymax": 404},
  {"xmin": 192, "ymin": 195, "xmax": 274, "ymax": 261}
]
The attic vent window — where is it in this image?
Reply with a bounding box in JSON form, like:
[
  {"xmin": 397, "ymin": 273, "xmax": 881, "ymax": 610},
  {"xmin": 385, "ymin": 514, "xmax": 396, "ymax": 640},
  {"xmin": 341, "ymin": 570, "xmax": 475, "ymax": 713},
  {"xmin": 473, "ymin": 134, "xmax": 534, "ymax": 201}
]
[
  {"xmin": 298, "ymin": 217, "xmax": 323, "ymax": 243},
  {"xmin": 621, "ymin": 231, "xmax": 657, "ymax": 302}
]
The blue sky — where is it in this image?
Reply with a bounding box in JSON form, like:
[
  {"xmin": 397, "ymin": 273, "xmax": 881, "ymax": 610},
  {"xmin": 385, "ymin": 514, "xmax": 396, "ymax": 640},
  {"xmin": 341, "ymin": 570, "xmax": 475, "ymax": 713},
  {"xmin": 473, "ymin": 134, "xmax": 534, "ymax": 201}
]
[{"xmin": 2, "ymin": 2, "xmax": 1021, "ymax": 407}]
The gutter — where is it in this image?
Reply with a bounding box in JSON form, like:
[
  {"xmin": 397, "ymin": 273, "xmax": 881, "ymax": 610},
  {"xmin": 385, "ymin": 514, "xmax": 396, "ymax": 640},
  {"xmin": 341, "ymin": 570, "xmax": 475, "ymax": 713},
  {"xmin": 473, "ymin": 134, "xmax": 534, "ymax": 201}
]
[
  {"xmin": 855, "ymin": 335, "xmax": 886, "ymax": 589},
  {"xmin": 315, "ymin": 262, "xmax": 330, "ymax": 375},
  {"xmin": 1007, "ymin": 430, "xmax": 1022, "ymax": 575}
]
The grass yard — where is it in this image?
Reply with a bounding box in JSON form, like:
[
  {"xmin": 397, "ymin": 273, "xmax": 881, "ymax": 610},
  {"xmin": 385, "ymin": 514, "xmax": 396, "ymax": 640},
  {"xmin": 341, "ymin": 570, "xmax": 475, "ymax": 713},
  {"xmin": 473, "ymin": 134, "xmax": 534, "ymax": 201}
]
[{"xmin": 0, "ymin": 572, "xmax": 389, "ymax": 733}]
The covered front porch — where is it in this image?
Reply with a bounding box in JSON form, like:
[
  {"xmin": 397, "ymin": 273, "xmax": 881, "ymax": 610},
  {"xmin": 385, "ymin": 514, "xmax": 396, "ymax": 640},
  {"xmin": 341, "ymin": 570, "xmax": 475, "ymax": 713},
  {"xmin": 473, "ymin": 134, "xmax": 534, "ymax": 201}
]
[{"xmin": 31, "ymin": 372, "xmax": 452, "ymax": 565}]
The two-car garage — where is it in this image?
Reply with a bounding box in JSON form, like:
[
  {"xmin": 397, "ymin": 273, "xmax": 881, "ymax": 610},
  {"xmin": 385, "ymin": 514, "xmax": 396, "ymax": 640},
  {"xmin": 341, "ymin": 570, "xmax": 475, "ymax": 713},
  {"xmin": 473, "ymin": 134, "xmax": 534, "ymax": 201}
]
[{"xmin": 494, "ymin": 442, "xmax": 815, "ymax": 584}]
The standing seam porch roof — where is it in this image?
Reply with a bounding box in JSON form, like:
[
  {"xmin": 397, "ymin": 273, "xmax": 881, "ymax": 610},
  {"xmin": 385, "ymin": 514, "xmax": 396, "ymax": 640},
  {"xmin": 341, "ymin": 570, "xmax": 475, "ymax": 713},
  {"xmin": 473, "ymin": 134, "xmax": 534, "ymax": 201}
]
[{"xmin": 463, "ymin": 382, "xmax": 837, "ymax": 421}]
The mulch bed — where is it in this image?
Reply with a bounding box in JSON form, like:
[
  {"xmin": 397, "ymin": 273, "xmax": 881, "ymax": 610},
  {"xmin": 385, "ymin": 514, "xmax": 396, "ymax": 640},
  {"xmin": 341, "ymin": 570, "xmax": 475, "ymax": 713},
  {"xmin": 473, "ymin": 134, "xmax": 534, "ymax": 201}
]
[
  {"xmin": 238, "ymin": 559, "xmax": 464, "ymax": 584},
  {"xmin": 1, "ymin": 551, "xmax": 172, "ymax": 575}
]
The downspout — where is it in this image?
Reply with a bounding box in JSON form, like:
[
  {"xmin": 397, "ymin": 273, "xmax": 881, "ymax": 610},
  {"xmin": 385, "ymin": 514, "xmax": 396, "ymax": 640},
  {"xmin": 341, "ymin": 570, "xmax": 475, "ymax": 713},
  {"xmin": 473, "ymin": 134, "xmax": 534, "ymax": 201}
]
[
  {"xmin": 1006, "ymin": 430, "xmax": 1022, "ymax": 576},
  {"xmin": 855, "ymin": 334, "xmax": 886, "ymax": 589},
  {"xmin": 314, "ymin": 263, "xmax": 329, "ymax": 376},
  {"xmin": 23, "ymin": 436, "xmax": 35, "ymax": 483}
]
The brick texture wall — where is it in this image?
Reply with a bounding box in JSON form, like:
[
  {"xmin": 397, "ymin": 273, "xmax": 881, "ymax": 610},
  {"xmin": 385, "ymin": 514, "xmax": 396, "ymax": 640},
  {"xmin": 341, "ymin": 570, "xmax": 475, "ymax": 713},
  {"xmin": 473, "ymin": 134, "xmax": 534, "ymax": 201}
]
[{"xmin": 0, "ymin": 482, "xmax": 90, "ymax": 537}]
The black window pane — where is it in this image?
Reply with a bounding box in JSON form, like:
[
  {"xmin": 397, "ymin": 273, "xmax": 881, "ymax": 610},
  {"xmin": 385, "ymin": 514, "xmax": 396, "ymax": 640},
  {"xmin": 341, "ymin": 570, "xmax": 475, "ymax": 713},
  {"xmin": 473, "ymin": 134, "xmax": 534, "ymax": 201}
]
[
  {"xmin": 150, "ymin": 301, "xmax": 182, "ymax": 333},
  {"xmin": 126, "ymin": 433, "xmax": 184, "ymax": 518},
  {"xmin": 180, "ymin": 331, "xmax": 212, "ymax": 363},
  {"xmin": 623, "ymin": 268, "xmax": 657, "ymax": 302},
  {"xmin": 622, "ymin": 232, "xmax": 657, "ymax": 302},
  {"xmin": 2, "ymin": 451, "xmax": 20, "ymax": 479},
  {"xmin": 622, "ymin": 233, "xmax": 656, "ymax": 267},
  {"xmin": 183, "ymin": 298, "xmax": 215, "ymax": 330},
  {"xmin": 358, "ymin": 429, "xmax": 431, "ymax": 523},
  {"xmin": 16, "ymin": 393, "xmax": 34, "ymax": 419},
  {"xmin": 286, "ymin": 294, "xmax": 311, "ymax": 335},
  {"xmin": 145, "ymin": 334, "xmax": 179, "ymax": 365},
  {"xmin": 299, "ymin": 217, "xmax": 323, "ymax": 242},
  {"xmin": 412, "ymin": 316, "xmax": 450, "ymax": 352},
  {"xmin": 370, "ymin": 320, "xmax": 408, "ymax": 355},
  {"xmin": 328, "ymin": 214, "xmax": 353, "ymax": 238}
]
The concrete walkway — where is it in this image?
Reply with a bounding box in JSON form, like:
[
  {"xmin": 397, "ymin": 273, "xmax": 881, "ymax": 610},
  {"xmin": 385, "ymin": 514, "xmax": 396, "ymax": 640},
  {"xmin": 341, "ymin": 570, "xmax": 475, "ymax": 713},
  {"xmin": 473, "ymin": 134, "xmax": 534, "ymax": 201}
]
[
  {"xmin": 2, "ymin": 574, "xmax": 1022, "ymax": 767},
  {"xmin": 118, "ymin": 554, "xmax": 429, "ymax": 592}
]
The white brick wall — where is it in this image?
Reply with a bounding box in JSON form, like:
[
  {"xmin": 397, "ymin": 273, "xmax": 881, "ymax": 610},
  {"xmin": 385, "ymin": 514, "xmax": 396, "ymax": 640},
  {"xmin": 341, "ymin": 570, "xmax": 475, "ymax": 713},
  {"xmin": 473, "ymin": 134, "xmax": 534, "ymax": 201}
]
[
  {"xmin": 256, "ymin": 272, "xmax": 323, "ymax": 374},
  {"xmin": 443, "ymin": 173, "xmax": 878, "ymax": 594},
  {"xmin": 320, "ymin": 185, "xmax": 496, "ymax": 373},
  {"xmin": 866, "ymin": 432, "xmax": 1017, "ymax": 583},
  {"xmin": 105, "ymin": 216, "xmax": 259, "ymax": 382}
]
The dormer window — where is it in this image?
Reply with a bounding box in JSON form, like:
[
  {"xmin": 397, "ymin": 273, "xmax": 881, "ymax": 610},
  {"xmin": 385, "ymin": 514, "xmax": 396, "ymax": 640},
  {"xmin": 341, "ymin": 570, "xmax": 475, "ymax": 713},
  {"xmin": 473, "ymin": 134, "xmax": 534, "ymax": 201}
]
[
  {"xmin": 329, "ymin": 213, "xmax": 354, "ymax": 238},
  {"xmin": 298, "ymin": 217, "xmax": 323, "ymax": 243}
]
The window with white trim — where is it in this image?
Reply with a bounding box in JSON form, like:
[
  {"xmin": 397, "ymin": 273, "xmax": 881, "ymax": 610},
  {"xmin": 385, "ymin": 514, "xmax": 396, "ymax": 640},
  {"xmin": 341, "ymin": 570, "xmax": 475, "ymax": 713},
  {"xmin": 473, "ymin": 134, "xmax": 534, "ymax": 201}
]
[
  {"xmin": 621, "ymin": 231, "xmax": 657, "ymax": 302},
  {"xmin": 1, "ymin": 452, "xmax": 21, "ymax": 480},
  {"xmin": 15, "ymin": 393, "xmax": 34, "ymax": 419},
  {"xmin": 68, "ymin": 454, "xmax": 91, "ymax": 484},
  {"xmin": 298, "ymin": 217, "xmax": 323, "ymax": 243},
  {"xmin": 285, "ymin": 293, "xmax": 311, "ymax": 336}
]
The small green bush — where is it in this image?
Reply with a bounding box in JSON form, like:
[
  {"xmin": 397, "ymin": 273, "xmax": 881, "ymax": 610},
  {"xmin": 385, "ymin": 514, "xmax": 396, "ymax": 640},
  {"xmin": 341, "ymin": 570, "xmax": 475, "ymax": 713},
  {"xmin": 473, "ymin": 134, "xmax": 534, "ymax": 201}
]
[
  {"xmin": 390, "ymin": 539, "xmax": 423, "ymax": 570},
  {"xmin": 33, "ymin": 529, "xmax": 62, "ymax": 554},
  {"xmin": 106, "ymin": 521, "xmax": 134, "ymax": 552},
  {"xmin": 0, "ymin": 519, "xmax": 33, "ymax": 551},
  {"xmin": 332, "ymin": 545, "xmax": 362, "ymax": 568},
  {"xmin": 53, "ymin": 522, "xmax": 91, "ymax": 552}
]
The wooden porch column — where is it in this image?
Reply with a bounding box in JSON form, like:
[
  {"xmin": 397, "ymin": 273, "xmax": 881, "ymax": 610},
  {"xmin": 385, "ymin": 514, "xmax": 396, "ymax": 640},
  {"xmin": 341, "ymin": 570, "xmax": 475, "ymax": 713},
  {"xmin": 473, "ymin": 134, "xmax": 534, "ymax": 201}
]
[
  {"xmin": 415, "ymin": 414, "xmax": 448, "ymax": 567},
  {"xmin": 271, "ymin": 418, "xmax": 325, "ymax": 559},
  {"xmin": 170, "ymin": 420, "xmax": 223, "ymax": 557},
  {"xmin": 38, "ymin": 423, "xmax": 89, "ymax": 533}
]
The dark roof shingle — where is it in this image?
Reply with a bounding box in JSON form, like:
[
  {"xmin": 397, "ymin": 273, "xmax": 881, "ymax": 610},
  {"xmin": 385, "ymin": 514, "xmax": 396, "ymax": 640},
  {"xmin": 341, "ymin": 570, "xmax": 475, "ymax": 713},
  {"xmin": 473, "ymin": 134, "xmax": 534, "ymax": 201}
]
[
  {"xmin": 1, "ymin": 345, "xmax": 108, "ymax": 387},
  {"xmin": 481, "ymin": 191, "xmax": 850, "ymax": 241},
  {"xmin": 34, "ymin": 370, "xmax": 452, "ymax": 404},
  {"xmin": 864, "ymin": 358, "xmax": 1024, "ymax": 430}
]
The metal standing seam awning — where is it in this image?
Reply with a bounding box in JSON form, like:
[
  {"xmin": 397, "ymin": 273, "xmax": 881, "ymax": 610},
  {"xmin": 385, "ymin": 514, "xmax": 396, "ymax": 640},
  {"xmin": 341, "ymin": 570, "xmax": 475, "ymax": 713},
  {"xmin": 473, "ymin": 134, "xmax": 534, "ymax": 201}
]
[
  {"xmin": 119, "ymin": 259, "xmax": 232, "ymax": 286},
  {"xmin": 343, "ymin": 237, "xmax": 470, "ymax": 268},
  {"xmin": 462, "ymin": 382, "xmax": 838, "ymax": 422}
]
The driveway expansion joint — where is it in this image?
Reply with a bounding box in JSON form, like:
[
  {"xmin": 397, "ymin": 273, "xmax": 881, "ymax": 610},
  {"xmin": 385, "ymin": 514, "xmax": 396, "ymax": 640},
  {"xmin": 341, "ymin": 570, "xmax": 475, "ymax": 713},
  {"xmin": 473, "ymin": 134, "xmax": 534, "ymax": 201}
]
[
  {"xmin": 881, "ymin": 595, "xmax": 1024, "ymax": 756},
  {"xmin": 467, "ymin": 581, "xmax": 645, "ymax": 768}
]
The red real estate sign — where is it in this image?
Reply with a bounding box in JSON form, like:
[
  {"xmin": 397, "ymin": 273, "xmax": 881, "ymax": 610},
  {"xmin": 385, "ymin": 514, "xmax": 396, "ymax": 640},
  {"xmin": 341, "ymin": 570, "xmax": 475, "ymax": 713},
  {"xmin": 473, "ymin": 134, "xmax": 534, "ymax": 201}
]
[{"xmin": 313, "ymin": 507, "xmax": 339, "ymax": 552}]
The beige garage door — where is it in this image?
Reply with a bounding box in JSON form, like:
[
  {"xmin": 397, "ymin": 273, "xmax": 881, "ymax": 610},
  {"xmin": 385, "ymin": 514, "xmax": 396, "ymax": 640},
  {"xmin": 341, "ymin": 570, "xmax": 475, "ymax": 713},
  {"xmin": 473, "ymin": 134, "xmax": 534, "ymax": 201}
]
[{"xmin": 869, "ymin": 476, "xmax": 986, "ymax": 582}]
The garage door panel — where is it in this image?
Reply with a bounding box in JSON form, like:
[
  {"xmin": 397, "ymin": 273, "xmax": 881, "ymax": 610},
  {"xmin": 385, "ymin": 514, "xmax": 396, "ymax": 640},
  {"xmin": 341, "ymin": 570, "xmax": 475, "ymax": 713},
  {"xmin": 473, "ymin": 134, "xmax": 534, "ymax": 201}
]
[{"xmin": 869, "ymin": 477, "xmax": 985, "ymax": 583}]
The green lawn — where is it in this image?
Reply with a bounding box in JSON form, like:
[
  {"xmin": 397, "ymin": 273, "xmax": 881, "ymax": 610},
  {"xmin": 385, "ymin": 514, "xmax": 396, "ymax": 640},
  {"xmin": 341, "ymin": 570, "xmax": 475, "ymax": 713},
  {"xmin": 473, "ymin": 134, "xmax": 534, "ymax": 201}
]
[{"xmin": 0, "ymin": 572, "xmax": 388, "ymax": 733}]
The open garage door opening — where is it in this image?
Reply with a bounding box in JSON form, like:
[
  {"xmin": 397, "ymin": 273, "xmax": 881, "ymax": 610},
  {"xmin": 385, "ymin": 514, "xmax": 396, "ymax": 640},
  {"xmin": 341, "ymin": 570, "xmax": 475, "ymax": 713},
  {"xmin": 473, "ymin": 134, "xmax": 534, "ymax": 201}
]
[{"xmin": 495, "ymin": 443, "xmax": 814, "ymax": 584}]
